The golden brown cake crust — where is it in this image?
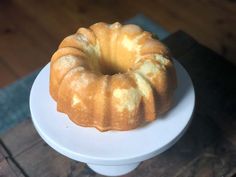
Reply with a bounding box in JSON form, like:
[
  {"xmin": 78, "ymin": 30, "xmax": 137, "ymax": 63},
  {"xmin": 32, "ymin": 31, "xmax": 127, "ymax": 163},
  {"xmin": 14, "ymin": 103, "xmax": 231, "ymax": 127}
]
[{"xmin": 49, "ymin": 22, "xmax": 177, "ymax": 131}]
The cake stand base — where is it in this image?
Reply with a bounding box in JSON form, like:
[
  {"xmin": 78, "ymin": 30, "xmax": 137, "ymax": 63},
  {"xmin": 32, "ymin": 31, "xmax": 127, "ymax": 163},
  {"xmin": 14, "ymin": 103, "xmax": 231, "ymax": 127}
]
[{"xmin": 87, "ymin": 162, "xmax": 140, "ymax": 176}]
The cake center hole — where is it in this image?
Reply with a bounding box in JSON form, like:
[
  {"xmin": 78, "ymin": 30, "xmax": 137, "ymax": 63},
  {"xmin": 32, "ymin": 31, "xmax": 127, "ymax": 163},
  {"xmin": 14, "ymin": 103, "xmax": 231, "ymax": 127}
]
[
  {"xmin": 99, "ymin": 61, "xmax": 124, "ymax": 75},
  {"xmin": 87, "ymin": 41, "xmax": 137, "ymax": 75},
  {"xmin": 98, "ymin": 56, "xmax": 134, "ymax": 75}
]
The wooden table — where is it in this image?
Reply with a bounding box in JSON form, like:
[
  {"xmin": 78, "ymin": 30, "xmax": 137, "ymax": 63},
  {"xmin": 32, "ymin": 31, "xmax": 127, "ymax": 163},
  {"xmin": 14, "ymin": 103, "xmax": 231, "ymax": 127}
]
[
  {"xmin": 0, "ymin": 31, "xmax": 236, "ymax": 177},
  {"xmin": 1, "ymin": 0, "xmax": 236, "ymax": 89}
]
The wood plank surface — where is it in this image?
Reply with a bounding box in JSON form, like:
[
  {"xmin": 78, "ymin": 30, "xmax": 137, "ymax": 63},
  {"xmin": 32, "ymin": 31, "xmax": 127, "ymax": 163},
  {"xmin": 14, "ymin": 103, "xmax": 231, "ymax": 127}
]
[
  {"xmin": 1, "ymin": 120, "xmax": 96, "ymax": 177},
  {"xmin": 15, "ymin": 141, "xmax": 87, "ymax": 177},
  {"xmin": 1, "ymin": 102, "xmax": 235, "ymax": 177},
  {"xmin": 0, "ymin": 160, "xmax": 18, "ymax": 177},
  {"xmin": 175, "ymin": 138, "xmax": 236, "ymax": 177},
  {"xmin": 0, "ymin": 119, "xmax": 41, "ymax": 157},
  {"xmin": 0, "ymin": 142, "xmax": 25, "ymax": 177},
  {"xmin": 0, "ymin": 0, "xmax": 236, "ymax": 87},
  {"xmin": 0, "ymin": 1, "xmax": 54, "ymax": 77},
  {"xmin": 3, "ymin": 158, "xmax": 25, "ymax": 177},
  {"xmin": 0, "ymin": 144, "xmax": 8, "ymax": 161}
]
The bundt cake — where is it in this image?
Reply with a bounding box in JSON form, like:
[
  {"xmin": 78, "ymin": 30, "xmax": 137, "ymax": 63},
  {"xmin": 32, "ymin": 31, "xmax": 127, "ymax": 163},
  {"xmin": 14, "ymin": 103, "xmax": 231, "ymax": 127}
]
[{"xmin": 50, "ymin": 22, "xmax": 177, "ymax": 131}]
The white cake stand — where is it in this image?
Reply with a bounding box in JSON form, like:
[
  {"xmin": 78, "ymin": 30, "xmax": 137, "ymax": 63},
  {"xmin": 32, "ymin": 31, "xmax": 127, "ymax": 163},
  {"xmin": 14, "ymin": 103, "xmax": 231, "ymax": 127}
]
[{"xmin": 30, "ymin": 59, "xmax": 195, "ymax": 176}]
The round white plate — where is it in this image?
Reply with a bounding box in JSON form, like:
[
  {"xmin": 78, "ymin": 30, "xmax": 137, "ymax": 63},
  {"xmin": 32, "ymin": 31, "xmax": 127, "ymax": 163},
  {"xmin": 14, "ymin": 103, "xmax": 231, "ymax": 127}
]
[{"xmin": 30, "ymin": 59, "xmax": 195, "ymax": 166}]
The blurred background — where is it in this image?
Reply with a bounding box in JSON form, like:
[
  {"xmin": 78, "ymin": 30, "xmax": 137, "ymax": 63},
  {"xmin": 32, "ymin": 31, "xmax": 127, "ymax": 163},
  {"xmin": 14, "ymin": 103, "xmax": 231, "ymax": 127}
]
[{"xmin": 0, "ymin": 0, "xmax": 236, "ymax": 87}]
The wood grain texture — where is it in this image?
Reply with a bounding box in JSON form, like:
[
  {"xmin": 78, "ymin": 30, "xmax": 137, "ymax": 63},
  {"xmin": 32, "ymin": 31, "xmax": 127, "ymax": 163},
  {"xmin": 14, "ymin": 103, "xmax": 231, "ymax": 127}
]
[
  {"xmin": 0, "ymin": 0, "xmax": 236, "ymax": 87},
  {"xmin": 15, "ymin": 142, "xmax": 88, "ymax": 177},
  {"xmin": 0, "ymin": 143, "xmax": 25, "ymax": 177},
  {"xmin": 0, "ymin": 143, "xmax": 8, "ymax": 161},
  {"xmin": 0, "ymin": 1, "xmax": 53, "ymax": 77},
  {"xmin": 0, "ymin": 119, "xmax": 41, "ymax": 157},
  {"xmin": 4, "ymin": 158, "xmax": 26, "ymax": 177},
  {"xmin": 128, "ymin": 0, "xmax": 236, "ymax": 64},
  {"xmin": 174, "ymin": 138, "xmax": 236, "ymax": 177},
  {"xmin": 0, "ymin": 160, "xmax": 18, "ymax": 177},
  {"xmin": 0, "ymin": 120, "xmax": 94, "ymax": 177}
]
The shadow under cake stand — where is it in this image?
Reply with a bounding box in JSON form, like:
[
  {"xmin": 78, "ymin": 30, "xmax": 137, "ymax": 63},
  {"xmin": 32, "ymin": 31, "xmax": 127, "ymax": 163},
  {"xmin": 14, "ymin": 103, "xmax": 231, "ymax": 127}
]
[{"xmin": 30, "ymin": 59, "xmax": 195, "ymax": 176}]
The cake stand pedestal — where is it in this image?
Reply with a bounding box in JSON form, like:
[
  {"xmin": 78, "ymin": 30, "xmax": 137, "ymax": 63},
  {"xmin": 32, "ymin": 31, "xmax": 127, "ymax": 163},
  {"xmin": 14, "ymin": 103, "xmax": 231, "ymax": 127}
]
[{"xmin": 30, "ymin": 60, "xmax": 195, "ymax": 176}]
